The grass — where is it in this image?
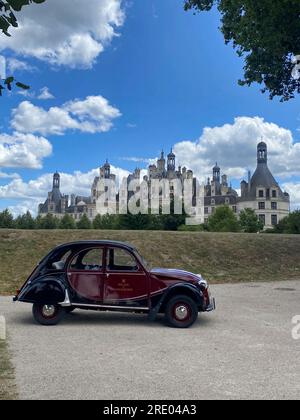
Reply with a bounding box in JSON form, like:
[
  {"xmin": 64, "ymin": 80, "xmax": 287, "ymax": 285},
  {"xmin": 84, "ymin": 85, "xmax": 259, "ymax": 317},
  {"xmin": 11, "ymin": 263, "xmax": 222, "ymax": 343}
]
[
  {"xmin": 0, "ymin": 229, "xmax": 300, "ymax": 295},
  {"xmin": 0, "ymin": 339, "xmax": 17, "ymax": 400}
]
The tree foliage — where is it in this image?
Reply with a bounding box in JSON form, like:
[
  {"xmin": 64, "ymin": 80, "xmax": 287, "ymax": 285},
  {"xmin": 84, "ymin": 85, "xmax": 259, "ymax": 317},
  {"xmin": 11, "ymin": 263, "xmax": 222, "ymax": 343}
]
[
  {"xmin": 0, "ymin": 1, "xmax": 46, "ymax": 96},
  {"xmin": 0, "ymin": 0, "xmax": 45, "ymax": 36},
  {"xmin": 184, "ymin": 0, "xmax": 300, "ymax": 101},
  {"xmin": 273, "ymin": 210, "xmax": 300, "ymax": 234},
  {"xmin": 37, "ymin": 213, "xmax": 59, "ymax": 229},
  {"xmin": 0, "ymin": 209, "xmax": 14, "ymax": 228},
  {"xmin": 15, "ymin": 210, "xmax": 35, "ymax": 229},
  {"xmin": 76, "ymin": 214, "xmax": 92, "ymax": 230},
  {"xmin": 239, "ymin": 208, "xmax": 263, "ymax": 233},
  {"xmin": 208, "ymin": 205, "xmax": 241, "ymax": 232},
  {"xmin": 59, "ymin": 214, "xmax": 76, "ymax": 230}
]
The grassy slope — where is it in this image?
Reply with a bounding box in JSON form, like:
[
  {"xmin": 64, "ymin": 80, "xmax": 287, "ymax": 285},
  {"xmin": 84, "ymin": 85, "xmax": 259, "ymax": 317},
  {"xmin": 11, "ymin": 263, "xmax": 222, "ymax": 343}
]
[
  {"xmin": 0, "ymin": 229, "xmax": 300, "ymax": 295},
  {"xmin": 0, "ymin": 340, "xmax": 17, "ymax": 400}
]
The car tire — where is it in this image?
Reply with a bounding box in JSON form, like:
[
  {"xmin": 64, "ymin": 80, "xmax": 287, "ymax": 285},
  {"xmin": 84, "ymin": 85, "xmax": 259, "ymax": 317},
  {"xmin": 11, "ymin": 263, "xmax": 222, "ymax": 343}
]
[
  {"xmin": 165, "ymin": 295, "xmax": 198, "ymax": 328},
  {"xmin": 32, "ymin": 304, "xmax": 66, "ymax": 326}
]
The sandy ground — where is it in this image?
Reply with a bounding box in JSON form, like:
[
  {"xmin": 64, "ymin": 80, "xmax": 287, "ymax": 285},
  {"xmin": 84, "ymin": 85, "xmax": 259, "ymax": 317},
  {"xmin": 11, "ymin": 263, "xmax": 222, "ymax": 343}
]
[{"xmin": 0, "ymin": 280, "xmax": 300, "ymax": 400}]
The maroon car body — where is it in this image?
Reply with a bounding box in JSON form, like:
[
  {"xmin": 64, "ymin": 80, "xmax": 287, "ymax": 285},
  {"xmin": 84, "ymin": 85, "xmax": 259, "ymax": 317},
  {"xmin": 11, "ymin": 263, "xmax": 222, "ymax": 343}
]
[{"xmin": 14, "ymin": 241, "xmax": 215, "ymax": 328}]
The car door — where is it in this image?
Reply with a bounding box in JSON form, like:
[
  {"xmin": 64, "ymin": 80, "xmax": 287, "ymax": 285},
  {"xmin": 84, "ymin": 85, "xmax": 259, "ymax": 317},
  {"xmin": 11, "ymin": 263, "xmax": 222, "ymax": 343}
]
[
  {"xmin": 103, "ymin": 247, "xmax": 149, "ymax": 308},
  {"xmin": 67, "ymin": 247, "xmax": 105, "ymax": 302}
]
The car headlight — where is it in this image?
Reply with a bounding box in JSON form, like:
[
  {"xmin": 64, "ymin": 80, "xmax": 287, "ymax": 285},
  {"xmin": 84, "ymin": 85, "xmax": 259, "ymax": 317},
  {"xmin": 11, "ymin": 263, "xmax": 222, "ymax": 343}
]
[{"xmin": 197, "ymin": 274, "xmax": 208, "ymax": 288}]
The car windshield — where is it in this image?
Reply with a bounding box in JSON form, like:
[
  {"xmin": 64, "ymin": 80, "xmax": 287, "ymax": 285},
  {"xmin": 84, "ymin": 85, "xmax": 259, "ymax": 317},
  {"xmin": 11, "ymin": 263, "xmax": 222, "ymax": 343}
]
[{"xmin": 134, "ymin": 249, "xmax": 152, "ymax": 271}]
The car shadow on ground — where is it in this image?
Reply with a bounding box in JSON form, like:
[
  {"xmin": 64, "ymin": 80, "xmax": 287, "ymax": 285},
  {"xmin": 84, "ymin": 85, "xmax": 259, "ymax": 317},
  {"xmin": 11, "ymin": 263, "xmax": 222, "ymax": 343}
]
[{"xmin": 10, "ymin": 309, "xmax": 215, "ymax": 330}]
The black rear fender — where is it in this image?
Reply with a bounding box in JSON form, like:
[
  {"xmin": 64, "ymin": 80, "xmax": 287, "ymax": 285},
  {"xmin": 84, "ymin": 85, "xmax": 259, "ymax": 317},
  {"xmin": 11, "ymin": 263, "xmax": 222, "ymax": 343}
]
[{"xmin": 18, "ymin": 275, "xmax": 66, "ymax": 305}]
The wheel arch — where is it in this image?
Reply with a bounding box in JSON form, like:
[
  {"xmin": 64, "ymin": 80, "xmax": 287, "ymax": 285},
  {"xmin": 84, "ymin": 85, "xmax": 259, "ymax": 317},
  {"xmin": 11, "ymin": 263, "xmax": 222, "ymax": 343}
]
[
  {"xmin": 18, "ymin": 275, "xmax": 67, "ymax": 305},
  {"xmin": 159, "ymin": 283, "xmax": 203, "ymax": 313}
]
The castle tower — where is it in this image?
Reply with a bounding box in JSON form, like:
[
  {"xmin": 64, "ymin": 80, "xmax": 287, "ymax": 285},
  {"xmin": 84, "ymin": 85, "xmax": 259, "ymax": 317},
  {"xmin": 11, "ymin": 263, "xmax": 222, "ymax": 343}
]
[
  {"xmin": 257, "ymin": 141, "xmax": 267, "ymax": 164},
  {"xmin": 53, "ymin": 172, "xmax": 60, "ymax": 189},
  {"xmin": 213, "ymin": 163, "xmax": 220, "ymax": 183},
  {"xmin": 157, "ymin": 150, "xmax": 165, "ymax": 174},
  {"xmin": 167, "ymin": 149, "xmax": 176, "ymax": 172},
  {"xmin": 104, "ymin": 160, "xmax": 111, "ymax": 179}
]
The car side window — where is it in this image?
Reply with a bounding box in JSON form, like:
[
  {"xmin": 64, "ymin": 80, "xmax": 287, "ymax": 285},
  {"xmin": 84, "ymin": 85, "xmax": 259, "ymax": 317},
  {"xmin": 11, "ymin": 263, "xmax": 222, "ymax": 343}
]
[
  {"xmin": 107, "ymin": 248, "xmax": 138, "ymax": 272},
  {"xmin": 50, "ymin": 250, "xmax": 71, "ymax": 270},
  {"xmin": 70, "ymin": 248, "xmax": 103, "ymax": 271}
]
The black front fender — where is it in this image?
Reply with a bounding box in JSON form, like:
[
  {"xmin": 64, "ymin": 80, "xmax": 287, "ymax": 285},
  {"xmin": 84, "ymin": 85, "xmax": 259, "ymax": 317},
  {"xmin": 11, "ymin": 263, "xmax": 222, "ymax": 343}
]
[
  {"xmin": 149, "ymin": 283, "xmax": 204, "ymax": 321},
  {"xmin": 17, "ymin": 275, "xmax": 66, "ymax": 305}
]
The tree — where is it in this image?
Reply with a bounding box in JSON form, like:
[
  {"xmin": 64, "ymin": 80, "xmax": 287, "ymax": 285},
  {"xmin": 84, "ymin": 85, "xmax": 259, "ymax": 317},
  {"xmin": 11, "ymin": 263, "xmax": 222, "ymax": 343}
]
[
  {"xmin": 239, "ymin": 208, "xmax": 263, "ymax": 233},
  {"xmin": 184, "ymin": 0, "xmax": 300, "ymax": 101},
  {"xmin": 274, "ymin": 210, "xmax": 300, "ymax": 234},
  {"xmin": 0, "ymin": 208, "xmax": 14, "ymax": 228},
  {"xmin": 59, "ymin": 214, "xmax": 76, "ymax": 230},
  {"xmin": 93, "ymin": 214, "xmax": 119, "ymax": 230},
  {"xmin": 77, "ymin": 214, "xmax": 92, "ymax": 230},
  {"xmin": 208, "ymin": 206, "xmax": 241, "ymax": 232},
  {"xmin": 38, "ymin": 213, "xmax": 59, "ymax": 229},
  {"xmin": 15, "ymin": 210, "xmax": 36, "ymax": 229},
  {"xmin": 0, "ymin": 0, "xmax": 46, "ymax": 36},
  {"xmin": 0, "ymin": 1, "xmax": 46, "ymax": 96}
]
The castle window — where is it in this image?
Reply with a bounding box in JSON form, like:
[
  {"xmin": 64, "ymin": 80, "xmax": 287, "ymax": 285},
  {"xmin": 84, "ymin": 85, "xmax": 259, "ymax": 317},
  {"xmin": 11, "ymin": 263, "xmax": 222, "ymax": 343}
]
[
  {"xmin": 258, "ymin": 190, "xmax": 264, "ymax": 198},
  {"xmin": 271, "ymin": 202, "xmax": 277, "ymax": 210},
  {"xmin": 232, "ymin": 206, "xmax": 237, "ymax": 213},
  {"xmin": 258, "ymin": 202, "xmax": 265, "ymax": 210},
  {"xmin": 271, "ymin": 215, "xmax": 278, "ymax": 226},
  {"xmin": 272, "ymin": 190, "xmax": 277, "ymax": 198},
  {"xmin": 259, "ymin": 214, "xmax": 265, "ymax": 226},
  {"xmin": 204, "ymin": 207, "xmax": 209, "ymax": 215}
]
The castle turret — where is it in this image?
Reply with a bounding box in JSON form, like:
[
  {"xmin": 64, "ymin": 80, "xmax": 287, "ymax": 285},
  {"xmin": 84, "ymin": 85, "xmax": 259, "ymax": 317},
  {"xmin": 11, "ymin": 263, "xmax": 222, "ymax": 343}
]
[
  {"xmin": 257, "ymin": 141, "xmax": 267, "ymax": 164},
  {"xmin": 167, "ymin": 149, "xmax": 176, "ymax": 172},
  {"xmin": 157, "ymin": 150, "xmax": 165, "ymax": 174},
  {"xmin": 53, "ymin": 172, "xmax": 60, "ymax": 189},
  {"xmin": 213, "ymin": 163, "xmax": 220, "ymax": 183}
]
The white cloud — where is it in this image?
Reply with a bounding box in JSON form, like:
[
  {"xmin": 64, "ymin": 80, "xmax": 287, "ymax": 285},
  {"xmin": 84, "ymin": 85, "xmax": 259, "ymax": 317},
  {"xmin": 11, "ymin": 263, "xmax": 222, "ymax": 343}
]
[
  {"xmin": 37, "ymin": 87, "xmax": 54, "ymax": 100},
  {"xmin": 0, "ymin": 171, "xmax": 20, "ymax": 179},
  {"xmin": 282, "ymin": 183, "xmax": 300, "ymax": 210},
  {"xmin": 7, "ymin": 57, "xmax": 37, "ymax": 73},
  {"xmin": 11, "ymin": 96, "xmax": 121, "ymax": 136},
  {"xmin": 173, "ymin": 116, "xmax": 300, "ymax": 182},
  {"xmin": 0, "ymin": 0, "xmax": 125, "ymax": 69},
  {"xmin": 0, "ymin": 132, "xmax": 52, "ymax": 169}
]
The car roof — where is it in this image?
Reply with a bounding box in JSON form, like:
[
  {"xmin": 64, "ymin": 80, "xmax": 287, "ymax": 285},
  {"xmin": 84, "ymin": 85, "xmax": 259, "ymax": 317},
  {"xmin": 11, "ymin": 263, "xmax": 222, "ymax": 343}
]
[{"xmin": 53, "ymin": 240, "xmax": 137, "ymax": 253}]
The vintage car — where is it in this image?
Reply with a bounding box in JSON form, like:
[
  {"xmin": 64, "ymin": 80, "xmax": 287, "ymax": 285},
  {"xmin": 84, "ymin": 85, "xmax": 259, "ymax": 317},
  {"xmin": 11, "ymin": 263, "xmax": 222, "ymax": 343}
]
[{"xmin": 13, "ymin": 241, "xmax": 215, "ymax": 328}]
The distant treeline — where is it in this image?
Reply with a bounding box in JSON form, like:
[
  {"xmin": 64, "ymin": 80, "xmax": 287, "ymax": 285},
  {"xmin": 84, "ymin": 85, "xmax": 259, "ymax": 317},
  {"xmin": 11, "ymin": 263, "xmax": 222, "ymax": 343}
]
[{"xmin": 0, "ymin": 207, "xmax": 299, "ymax": 233}]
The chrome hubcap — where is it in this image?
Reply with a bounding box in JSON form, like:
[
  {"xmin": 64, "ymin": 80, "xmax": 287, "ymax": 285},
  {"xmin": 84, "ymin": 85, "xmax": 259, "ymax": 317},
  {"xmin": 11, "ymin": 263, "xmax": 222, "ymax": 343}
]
[
  {"xmin": 175, "ymin": 305, "xmax": 188, "ymax": 321},
  {"xmin": 42, "ymin": 305, "xmax": 56, "ymax": 318}
]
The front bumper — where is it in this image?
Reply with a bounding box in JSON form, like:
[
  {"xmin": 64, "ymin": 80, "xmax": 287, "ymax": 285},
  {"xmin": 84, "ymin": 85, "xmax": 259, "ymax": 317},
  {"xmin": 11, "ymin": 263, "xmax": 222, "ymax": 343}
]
[{"xmin": 205, "ymin": 297, "xmax": 216, "ymax": 312}]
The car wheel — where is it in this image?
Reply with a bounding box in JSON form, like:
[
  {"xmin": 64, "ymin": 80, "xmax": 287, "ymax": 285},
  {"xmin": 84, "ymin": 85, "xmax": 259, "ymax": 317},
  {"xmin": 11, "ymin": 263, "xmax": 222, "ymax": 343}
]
[
  {"xmin": 32, "ymin": 304, "xmax": 66, "ymax": 326},
  {"xmin": 165, "ymin": 295, "xmax": 198, "ymax": 328}
]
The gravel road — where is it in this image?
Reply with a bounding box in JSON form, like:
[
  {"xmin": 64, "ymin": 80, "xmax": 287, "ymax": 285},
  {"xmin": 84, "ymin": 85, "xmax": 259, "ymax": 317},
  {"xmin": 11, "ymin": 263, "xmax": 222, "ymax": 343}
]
[{"xmin": 1, "ymin": 280, "xmax": 300, "ymax": 400}]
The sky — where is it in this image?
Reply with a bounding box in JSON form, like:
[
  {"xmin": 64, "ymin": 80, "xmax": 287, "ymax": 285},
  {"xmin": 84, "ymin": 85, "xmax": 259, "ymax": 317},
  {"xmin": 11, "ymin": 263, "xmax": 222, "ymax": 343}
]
[{"xmin": 0, "ymin": 0, "xmax": 300, "ymax": 215}]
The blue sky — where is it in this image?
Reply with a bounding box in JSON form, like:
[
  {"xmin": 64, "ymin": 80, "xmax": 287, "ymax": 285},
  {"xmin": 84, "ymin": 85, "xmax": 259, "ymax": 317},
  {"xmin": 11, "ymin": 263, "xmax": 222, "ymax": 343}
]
[{"xmin": 0, "ymin": 0, "xmax": 300, "ymax": 213}]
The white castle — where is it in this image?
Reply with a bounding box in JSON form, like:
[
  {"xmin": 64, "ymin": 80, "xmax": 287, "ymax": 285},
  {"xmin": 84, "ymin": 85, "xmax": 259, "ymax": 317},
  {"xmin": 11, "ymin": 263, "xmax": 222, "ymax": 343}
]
[{"xmin": 39, "ymin": 142, "xmax": 290, "ymax": 229}]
